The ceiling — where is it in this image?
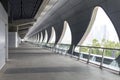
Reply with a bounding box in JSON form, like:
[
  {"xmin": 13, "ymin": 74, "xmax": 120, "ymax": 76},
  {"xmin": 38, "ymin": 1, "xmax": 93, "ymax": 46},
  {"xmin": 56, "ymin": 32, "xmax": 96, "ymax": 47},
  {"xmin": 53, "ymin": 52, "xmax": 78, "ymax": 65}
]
[
  {"xmin": 1, "ymin": 0, "xmax": 8, "ymax": 12},
  {"xmin": 26, "ymin": 0, "xmax": 120, "ymax": 50},
  {"xmin": 1, "ymin": 0, "xmax": 120, "ymax": 42},
  {"xmin": 6, "ymin": 0, "xmax": 44, "ymax": 38},
  {"xmin": 8, "ymin": 0, "xmax": 43, "ymax": 21}
]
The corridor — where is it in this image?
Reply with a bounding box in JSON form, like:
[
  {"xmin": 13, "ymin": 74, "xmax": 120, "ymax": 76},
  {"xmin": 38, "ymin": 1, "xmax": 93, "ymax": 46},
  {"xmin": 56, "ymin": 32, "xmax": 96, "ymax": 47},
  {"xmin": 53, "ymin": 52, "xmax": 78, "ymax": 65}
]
[
  {"xmin": 0, "ymin": 0, "xmax": 120, "ymax": 80},
  {"xmin": 0, "ymin": 43, "xmax": 120, "ymax": 80}
]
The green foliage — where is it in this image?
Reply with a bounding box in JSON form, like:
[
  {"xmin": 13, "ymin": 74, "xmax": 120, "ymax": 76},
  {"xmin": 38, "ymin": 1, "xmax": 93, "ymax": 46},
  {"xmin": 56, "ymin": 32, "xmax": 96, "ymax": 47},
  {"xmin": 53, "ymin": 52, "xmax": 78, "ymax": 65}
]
[
  {"xmin": 80, "ymin": 47, "xmax": 89, "ymax": 53},
  {"xmin": 91, "ymin": 39, "xmax": 101, "ymax": 55},
  {"xmin": 79, "ymin": 38, "xmax": 120, "ymax": 58},
  {"xmin": 92, "ymin": 39, "xmax": 100, "ymax": 47},
  {"xmin": 101, "ymin": 39, "xmax": 120, "ymax": 57}
]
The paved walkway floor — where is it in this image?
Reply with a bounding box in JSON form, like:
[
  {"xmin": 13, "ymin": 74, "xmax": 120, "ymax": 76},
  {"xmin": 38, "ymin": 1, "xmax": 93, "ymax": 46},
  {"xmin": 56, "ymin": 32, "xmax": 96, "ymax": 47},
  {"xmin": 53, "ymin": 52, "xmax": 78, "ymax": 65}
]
[{"xmin": 0, "ymin": 43, "xmax": 120, "ymax": 80}]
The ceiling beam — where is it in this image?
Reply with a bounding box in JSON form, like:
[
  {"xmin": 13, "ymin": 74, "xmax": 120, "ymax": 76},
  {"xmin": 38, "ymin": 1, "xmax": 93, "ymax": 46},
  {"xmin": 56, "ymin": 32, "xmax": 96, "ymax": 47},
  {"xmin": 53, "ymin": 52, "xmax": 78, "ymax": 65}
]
[
  {"xmin": 18, "ymin": 28, "xmax": 28, "ymax": 31},
  {"xmin": 34, "ymin": 0, "xmax": 50, "ymax": 19},
  {"xmin": 9, "ymin": 19, "xmax": 36, "ymax": 27},
  {"xmin": 19, "ymin": 34, "xmax": 26, "ymax": 39},
  {"xmin": 18, "ymin": 29, "xmax": 29, "ymax": 39},
  {"xmin": 9, "ymin": 26, "xmax": 17, "ymax": 32},
  {"xmin": 18, "ymin": 29, "xmax": 28, "ymax": 34},
  {"xmin": 18, "ymin": 24, "xmax": 33, "ymax": 30}
]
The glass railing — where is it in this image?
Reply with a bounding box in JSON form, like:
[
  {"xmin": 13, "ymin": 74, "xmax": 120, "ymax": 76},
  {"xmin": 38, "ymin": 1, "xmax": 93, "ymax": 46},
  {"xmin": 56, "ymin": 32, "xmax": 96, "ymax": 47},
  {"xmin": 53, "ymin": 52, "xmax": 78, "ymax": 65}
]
[
  {"xmin": 48, "ymin": 43, "xmax": 120, "ymax": 75},
  {"xmin": 27, "ymin": 41, "xmax": 120, "ymax": 75},
  {"xmin": 76, "ymin": 46, "xmax": 120, "ymax": 71}
]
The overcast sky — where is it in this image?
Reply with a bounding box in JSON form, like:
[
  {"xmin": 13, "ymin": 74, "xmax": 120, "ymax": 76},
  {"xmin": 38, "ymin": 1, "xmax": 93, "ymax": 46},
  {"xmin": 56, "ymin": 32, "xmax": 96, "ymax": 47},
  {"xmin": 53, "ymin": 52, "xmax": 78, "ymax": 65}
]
[{"xmin": 83, "ymin": 7, "xmax": 119, "ymax": 45}]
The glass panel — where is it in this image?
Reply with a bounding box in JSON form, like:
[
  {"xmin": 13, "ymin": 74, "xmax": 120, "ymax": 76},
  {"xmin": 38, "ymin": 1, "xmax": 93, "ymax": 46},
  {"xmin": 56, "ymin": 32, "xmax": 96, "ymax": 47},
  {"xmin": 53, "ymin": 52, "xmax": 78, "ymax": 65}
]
[
  {"xmin": 59, "ymin": 21, "xmax": 72, "ymax": 45},
  {"xmin": 43, "ymin": 30, "xmax": 48, "ymax": 45},
  {"xmin": 80, "ymin": 47, "xmax": 89, "ymax": 61},
  {"xmin": 89, "ymin": 48, "xmax": 103, "ymax": 65},
  {"xmin": 103, "ymin": 49, "xmax": 120, "ymax": 71},
  {"xmin": 47, "ymin": 27, "xmax": 56, "ymax": 47},
  {"xmin": 56, "ymin": 21, "xmax": 72, "ymax": 53}
]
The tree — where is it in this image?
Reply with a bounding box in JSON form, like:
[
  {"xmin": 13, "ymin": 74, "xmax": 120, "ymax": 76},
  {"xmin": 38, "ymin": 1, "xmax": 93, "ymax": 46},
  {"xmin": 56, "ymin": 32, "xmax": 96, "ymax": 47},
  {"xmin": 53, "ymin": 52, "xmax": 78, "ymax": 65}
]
[
  {"xmin": 80, "ymin": 47, "xmax": 89, "ymax": 53},
  {"xmin": 91, "ymin": 39, "xmax": 101, "ymax": 55},
  {"xmin": 92, "ymin": 38, "xmax": 120, "ymax": 57},
  {"xmin": 80, "ymin": 38, "xmax": 120, "ymax": 58},
  {"xmin": 92, "ymin": 39, "xmax": 100, "ymax": 47},
  {"xmin": 100, "ymin": 39, "xmax": 120, "ymax": 57}
]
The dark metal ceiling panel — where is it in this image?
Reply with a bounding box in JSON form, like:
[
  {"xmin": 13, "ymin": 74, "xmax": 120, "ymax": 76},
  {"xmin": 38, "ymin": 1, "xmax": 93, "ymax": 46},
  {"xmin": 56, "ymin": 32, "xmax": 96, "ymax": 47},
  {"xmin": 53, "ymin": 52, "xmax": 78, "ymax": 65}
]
[
  {"xmin": 1, "ymin": 0, "xmax": 8, "ymax": 12},
  {"xmin": 9, "ymin": 0, "xmax": 43, "ymax": 20}
]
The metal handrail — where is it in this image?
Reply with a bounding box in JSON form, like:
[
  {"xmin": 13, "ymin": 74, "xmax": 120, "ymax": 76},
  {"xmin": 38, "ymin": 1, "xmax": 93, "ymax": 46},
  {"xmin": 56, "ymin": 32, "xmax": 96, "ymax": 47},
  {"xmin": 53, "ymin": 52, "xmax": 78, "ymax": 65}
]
[
  {"xmin": 29, "ymin": 42, "xmax": 120, "ymax": 75},
  {"xmin": 55, "ymin": 43, "xmax": 120, "ymax": 51},
  {"xmin": 54, "ymin": 43, "xmax": 120, "ymax": 75}
]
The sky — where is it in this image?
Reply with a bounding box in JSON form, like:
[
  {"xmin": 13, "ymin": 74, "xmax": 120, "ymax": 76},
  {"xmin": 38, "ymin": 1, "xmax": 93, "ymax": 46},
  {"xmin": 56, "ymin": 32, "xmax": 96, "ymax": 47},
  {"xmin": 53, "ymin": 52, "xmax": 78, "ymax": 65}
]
[
  {"xmin": 82, "ymin": 7, "xmax": 119, "ymax": 45},
  {"xmin": 60, "ymin": 23, "xmax": 72, "ymax": 44}
]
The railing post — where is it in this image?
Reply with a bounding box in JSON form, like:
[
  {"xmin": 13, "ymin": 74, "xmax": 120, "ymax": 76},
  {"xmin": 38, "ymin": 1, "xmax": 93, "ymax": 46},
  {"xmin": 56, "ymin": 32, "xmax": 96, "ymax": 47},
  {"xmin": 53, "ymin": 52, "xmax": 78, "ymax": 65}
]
[
  {"xmin": 51, "ymin": 47, "xmax": 52, "ymax": 51},
  {"xmin": 71, "ymin": 45, "xmax": 74, "ymax": 58},
  {"xmin": 55, "ymin": 47, "xmax": 57, "ymax": 53},
  {"xmin": 55, "ymin": 47, "xmax": 56, "ymax": 53},
  {"xmin": 119, "ymin": 63, "xmax": 120, "ymax": 75},
  {"xmin": 60, "ymin": 49, "xmax": 62, "ymax": 55},
  {"xmin": 87, "ymin": 48, "xmax": 91, "ymax": 64},
  {"xmin": 78, "ymin": 46, "xmax": 81, "ymax": 60},
  {"xmin": 119, "ymin": 67, "xmax": 120, "ymax": 75},
  {"xmin": 52, "ymin": 47, "xmax": 54, "ymax": 52},
  {"xmin": 100, "ymin": 49, "xmax": 104, "ymax": 69}
]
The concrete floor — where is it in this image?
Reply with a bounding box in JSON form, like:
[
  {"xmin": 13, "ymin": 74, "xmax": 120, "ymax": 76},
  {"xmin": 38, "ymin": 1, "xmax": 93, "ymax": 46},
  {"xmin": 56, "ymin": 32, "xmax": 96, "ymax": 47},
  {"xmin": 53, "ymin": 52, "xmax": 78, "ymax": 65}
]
[{"xmin": 0, "ymin": 43, "xmax": 120, "ymax": 80}]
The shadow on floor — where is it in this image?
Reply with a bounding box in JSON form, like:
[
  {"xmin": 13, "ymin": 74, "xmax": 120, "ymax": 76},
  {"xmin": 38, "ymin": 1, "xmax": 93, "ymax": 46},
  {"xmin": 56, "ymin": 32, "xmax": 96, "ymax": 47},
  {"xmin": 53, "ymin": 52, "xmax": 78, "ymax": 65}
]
[
  {"xmin": 9, "ymin": 53, "xmax": 57, "ymax": 59},
  {"xmin": 4, "ymin": 66, "xmax": 86, "ymax": 74}
]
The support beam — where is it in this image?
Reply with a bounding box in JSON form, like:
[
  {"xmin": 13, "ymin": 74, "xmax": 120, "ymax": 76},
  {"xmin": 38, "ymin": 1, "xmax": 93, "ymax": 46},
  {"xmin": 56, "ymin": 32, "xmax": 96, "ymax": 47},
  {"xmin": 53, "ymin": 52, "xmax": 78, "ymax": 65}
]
[
  {"xmin": 18, "ymin": 28, "xmax": 28, "ymax": 31},
  {"xmin": 19, "ymin": 34, "xmax": 26, "ymax": 39},
  {"xmin": 9, "ymin": 19, "xmax": 36, "ymax": 26},
  {"xmin": 18, "ymin": 29, "xmax": 28, "ymax": 34},
  {"xmin": 34, "ymin": 0, "xmax": 50, "ymax": 19},
  {"xmin": 18, "ymin": 24, "xmax": 33, "ymax": 30},
  {"xmin": 18, "ymin": 30, "xmax": 28, "ymax": 39}
]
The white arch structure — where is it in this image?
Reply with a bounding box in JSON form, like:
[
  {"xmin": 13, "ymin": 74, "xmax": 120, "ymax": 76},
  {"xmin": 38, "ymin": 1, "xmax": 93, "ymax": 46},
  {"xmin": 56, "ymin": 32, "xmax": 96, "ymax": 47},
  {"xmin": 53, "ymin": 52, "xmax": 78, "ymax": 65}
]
[
  {"xmin": 43, "ymin": 30, "xmax": 48, "ymax": 43},
  {"xmin": 79, "ymin": 6, "xmax": 119, "ymax": 46},
  {"xmin": 48, "ymin": 27, "xmax": 56, "ymax": 43},
  {"xmin": 56, "ymin": 21, "xmax": 72, "ymax": 50},
  {"xmin": 39, "ymin": 32, "xmax": 43, "ymax": 43},
  {"xmin": 58, "ymin": 21, "xmax": 72, "ymax": 45}
]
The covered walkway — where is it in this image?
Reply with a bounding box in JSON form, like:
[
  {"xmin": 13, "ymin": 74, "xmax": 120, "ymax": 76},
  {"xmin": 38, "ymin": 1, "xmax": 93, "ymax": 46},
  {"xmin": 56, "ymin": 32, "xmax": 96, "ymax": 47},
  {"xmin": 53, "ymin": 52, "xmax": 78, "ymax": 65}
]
[
  {"xmin": 0, "ymin": 0, "xmax": 120, "ymax": 80},
  {"xmin": 0, "ymin": 43, "xmax": 119, "ymax": 80}
]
